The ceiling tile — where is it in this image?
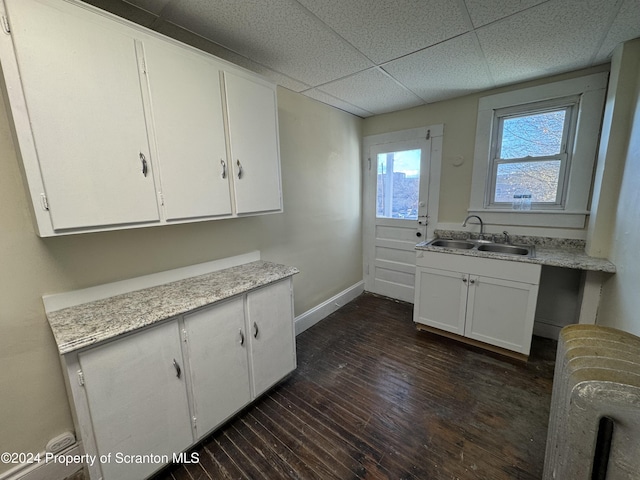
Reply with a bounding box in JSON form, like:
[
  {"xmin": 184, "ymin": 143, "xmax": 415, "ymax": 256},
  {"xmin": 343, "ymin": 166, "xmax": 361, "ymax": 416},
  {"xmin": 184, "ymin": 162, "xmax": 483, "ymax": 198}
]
[
  {"xmin": 302, "ymin": 89, "xmax": 374, "ymax": 117},
  {"xmin": 154, "ymin": 20, "xmax": 311, "ymax": 92},
  {"xmin": 160, "ymin": 0, "xmax": 373, "ymax": 86},
  {"xmin": 123, "ymin": 0, "xmax": 172, "ymax": 15},
  {"xmin": 296, "ymin": 0, "xmax": 469, "ymax": 64},
  {"xmin": 463, "ymin": 0, "xmax": 548, "ymax": 28},
  {"xmin": 318, "ymin": 68, "xmax": 424, "ymax": 115},
  {"xmin": 595, "ymin": 0, "xmax": 640, "ymax": 63},
  {"xmin": 477, "ymin": 0, "xmax": 620, "ymax": 85},
  {"xmin": 384, "ymin": 33, "xmax": 494, "ymax": 103}
]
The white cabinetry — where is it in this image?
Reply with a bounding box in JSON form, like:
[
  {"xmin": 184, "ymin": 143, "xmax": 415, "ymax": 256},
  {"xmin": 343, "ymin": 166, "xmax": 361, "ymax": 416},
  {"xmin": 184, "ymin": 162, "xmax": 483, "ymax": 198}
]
[
  {"xmin": 0, "ymin": 0, "xmax": 282, "ymax": 236},
  {"xmin": 414, "ymin": 251, "xmax": 541, "ymax": 356},
  {"xmin": 64, "ymin": 277, "xmax": 295, "ymax": 480},
  {"xmin": 225, "ymin": 71, "xmax": 283, "ymax": 215},
  {"xmin": 4, "ymin": 0, "xmax": 160, "ymax": 231},
  {"xmin": 78, "ymin": 321, "xmax": 192, "ymax": 480},
  {"xmin": 143, "ymin": 39, "xmax": 232, "ymax": 221},
  {"xmin": 183, "ymin": 296, "xmax": 250, "ymax": 440},
  {"xmin": 247, "ymin": 279, "xmax": 297, "ymax": 396}
]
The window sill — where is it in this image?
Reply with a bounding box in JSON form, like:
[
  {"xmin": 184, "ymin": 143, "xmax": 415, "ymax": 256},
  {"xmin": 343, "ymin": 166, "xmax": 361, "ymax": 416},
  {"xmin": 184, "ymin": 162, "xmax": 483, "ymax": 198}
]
[{"xmin": 467, "ymin": 209, "xmax": 589, "ymax": 228}]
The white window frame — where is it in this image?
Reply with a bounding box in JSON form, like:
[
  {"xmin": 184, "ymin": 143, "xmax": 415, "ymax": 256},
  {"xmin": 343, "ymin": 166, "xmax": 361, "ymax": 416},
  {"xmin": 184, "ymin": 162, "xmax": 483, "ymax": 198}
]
[{"xmin": 469, "ymin": 72, "xmax": 608, "ymax": 228}]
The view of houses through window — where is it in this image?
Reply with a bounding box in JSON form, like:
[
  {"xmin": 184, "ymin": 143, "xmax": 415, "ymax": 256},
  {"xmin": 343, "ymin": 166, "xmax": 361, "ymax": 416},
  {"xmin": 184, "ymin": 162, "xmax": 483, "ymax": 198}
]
[
  {"xmin": 376, "ymin": 149, "xmax": 421, "ymax": 219},
  {"xmin": 493, "ymin": 108, "xmax": 570, "ymax": 207}
]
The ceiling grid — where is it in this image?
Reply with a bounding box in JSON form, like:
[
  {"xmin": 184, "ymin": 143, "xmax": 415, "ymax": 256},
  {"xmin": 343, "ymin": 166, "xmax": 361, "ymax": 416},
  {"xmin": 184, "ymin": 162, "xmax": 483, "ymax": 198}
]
[{"xmin": 83, "ymin": 0, "xmax": 640, "ymax": 117}]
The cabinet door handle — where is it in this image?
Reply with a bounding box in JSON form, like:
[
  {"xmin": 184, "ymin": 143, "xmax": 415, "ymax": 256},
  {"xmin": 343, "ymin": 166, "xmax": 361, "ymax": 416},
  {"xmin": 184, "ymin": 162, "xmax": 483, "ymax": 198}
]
[
  {"xmin": 239, "ymin": 328, "xmax": 245, "ymax": 346},
  {"xmin": 462, "ymin": 277, "xmax": 467, "ymax": 283},
  {"xmin": 470, "ymin": 278, "xmax": 476, "ymax": 284},
  {"xmin": 236, "ymin": 159, "xmax": 243, "ymax": 179},
  {"xmin": 172, "ymin": 359, "xmax": 181, "ymax": 379},
  {"xmin": 220, "ymin": 159, "xmax": 226, "ymax": 179},
  {"xmin": 253, "ymin": 321, "xmax": 259, "ymax": 338},
  {"xmin": 140, "ymin": 152, "xmax": 148, "ymax": 177}
]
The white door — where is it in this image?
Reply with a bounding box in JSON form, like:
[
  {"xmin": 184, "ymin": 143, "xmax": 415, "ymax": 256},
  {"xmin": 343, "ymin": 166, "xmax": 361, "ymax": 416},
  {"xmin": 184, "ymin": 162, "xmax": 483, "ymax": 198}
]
[
  {"xmin": 143, "ymin": 39, "xmax": 232, "ymax": 221},
  {"xmin": 414, "ymin": 267, "xmax": 468, "ymax": 335},
  {"xmin": 6, "ymin": 0, "xmax": 160, "ymax": 231},
  {"xmin": 465, "ymin": 275, "xmax": 539, "ymax": 354},
  {"xmin": 183, "ymin": 297, "xmax": 251, "ymax": 439},
  {"xmin": 363, "ymin": 127, "xmax": 442, "ymax": 303},
  {"xmin": 246, "ymin": 279, "xmax": 296, "ymax": 397},
  {"xmin": 79, "ymin": 321, "xmax": 192, "ymax": 480},
  {"xmin": 224, "ymin": 71, "xmax": 283, "ymax": 215}
]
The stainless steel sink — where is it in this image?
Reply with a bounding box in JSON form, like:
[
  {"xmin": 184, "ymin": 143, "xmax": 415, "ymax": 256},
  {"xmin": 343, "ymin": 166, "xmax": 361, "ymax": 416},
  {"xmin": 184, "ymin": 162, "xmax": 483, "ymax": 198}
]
[
  {"xmin": 477, "ymin": 243, "xmax": 531, "ymax": 256},
  {"xmin": 428, "ymin": 239, "xmax": 475, "ymax": 249},
  {"xmin": 425, "ymin": 238, "xmax": 535, "ymax": 257}
]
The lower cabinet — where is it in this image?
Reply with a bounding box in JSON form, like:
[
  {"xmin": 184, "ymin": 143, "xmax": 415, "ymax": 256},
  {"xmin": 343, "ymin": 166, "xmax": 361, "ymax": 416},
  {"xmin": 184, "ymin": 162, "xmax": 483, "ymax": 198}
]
[
  {"xmin": 65, "ymin": 278, "xmax": 295, "ymax": 480},
  {"xmin": 414, "ymin": 251, "xmax": 541, "ymax": 356}
]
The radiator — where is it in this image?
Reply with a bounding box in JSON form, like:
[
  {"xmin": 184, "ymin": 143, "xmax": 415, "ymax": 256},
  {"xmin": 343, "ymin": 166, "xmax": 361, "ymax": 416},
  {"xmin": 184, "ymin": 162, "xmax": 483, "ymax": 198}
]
[{"xmin": 543, "ymin": 325, "xmax": 640, "ymax": 479}]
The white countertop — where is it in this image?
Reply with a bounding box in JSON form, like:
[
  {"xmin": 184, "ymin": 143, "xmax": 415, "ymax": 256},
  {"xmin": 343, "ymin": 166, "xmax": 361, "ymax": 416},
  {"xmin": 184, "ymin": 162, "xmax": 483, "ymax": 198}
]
[
  {"xmin": 47, "ymin": 260, "xmax": 299, "ymax": 355},
  {"xmin": 416, "ymin": 231, "xmax": 615, "ymax": 273}
]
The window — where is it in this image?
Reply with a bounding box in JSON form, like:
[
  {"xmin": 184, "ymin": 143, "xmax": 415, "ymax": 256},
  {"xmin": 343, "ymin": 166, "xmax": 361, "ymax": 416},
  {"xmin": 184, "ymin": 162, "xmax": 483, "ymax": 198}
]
[
  {"xmin": 488, "ymin": 97, "xmax": 578, "ymax": 209},
  {"xmin": 376, "ymin": 149, "xmax": 421, "ymax": 219},
  {"xmin": 469, "ymin": 73, "xmax": 608, "ymax": 229}
]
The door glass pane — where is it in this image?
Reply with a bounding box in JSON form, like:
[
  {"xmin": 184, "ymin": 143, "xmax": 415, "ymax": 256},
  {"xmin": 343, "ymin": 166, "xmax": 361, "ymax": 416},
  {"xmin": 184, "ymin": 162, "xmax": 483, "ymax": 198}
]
[
  {"xmin": 376, "ymin": 149, "xmax": 420, "ymax": 219},
  {"xmin": 494, "ymin": 160, "xmax": 561, "ymax": 203},
  {"xmin": 500, "ymin": 110, "xmax": 566, "ymax": 159}
]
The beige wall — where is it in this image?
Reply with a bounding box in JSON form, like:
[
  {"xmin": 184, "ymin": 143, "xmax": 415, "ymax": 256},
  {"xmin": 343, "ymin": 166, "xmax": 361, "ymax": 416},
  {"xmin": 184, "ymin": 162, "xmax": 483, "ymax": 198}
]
[
  {"xmin": 0, "ymin": 86, "xmax": 362, "ymax": 471},
  {"xmin": 595, "ymin": 39, "xmax": 640, "ymax": 336},
  {"xmin": 362, "ymin": 64, "xmax": 610, "ymax": 230}
]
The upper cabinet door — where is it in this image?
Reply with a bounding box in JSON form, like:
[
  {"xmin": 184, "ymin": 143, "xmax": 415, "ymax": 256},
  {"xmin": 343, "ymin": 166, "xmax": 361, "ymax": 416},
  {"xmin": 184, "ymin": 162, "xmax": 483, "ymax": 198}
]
[
  {"xmin": 5, "ymin": 0, "xmax": 160, "ymax": 231},
  {"xmin": 224, "ymin": 72, "xmax": 283, "ymax": 215},
  {"xmin": 143, "ymin": 40, "xmax": 232, "ymax": 221}
]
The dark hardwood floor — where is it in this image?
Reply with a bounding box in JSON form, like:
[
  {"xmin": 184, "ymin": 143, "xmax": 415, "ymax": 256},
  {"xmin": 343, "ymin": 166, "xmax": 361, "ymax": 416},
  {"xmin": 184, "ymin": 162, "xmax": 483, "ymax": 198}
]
[{"xmin": 153, "ymin": 293, "xmax": 557, "ymax": 480}]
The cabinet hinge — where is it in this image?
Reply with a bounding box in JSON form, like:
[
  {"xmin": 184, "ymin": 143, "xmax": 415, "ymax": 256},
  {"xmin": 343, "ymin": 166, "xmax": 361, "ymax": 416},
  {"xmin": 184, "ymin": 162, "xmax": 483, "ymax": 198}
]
[
  {"xmin": 368, "ymin": 158, "xmax": 371, "ymax": 170},
  {"xmin": 192, "ymin": 416, "xmax": 197, "ymax": 429},
  {"xmin": 77, "ymin": 370, "xmax": 85, "ymax": 386},
  {"xmin": 1, "ymin": 16, "xmax": 10, "ymax": 34},
  {"xmin": 426, "ymin": 129, "xmax": 431, "ymax": 140},
  {"xmin": 141, "ymin": 56, "xmax": 147, "ymax": 75},
  {"xmin": 182, "ymin": 328, "xmax": 187, "ymax": 343},
  {"xmin": 40, "ymin": 193, "xmax": 49, "ymax": 211},
  {"xmin": 158, "ymin": 191, "xmax": 164, "ymax": 206}
]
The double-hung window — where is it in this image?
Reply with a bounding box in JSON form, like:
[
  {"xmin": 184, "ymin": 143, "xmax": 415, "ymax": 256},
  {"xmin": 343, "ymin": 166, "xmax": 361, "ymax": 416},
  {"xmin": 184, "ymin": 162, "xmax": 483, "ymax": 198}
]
[
  {"xmin": 488, "ymin": 96, "xmax": 578, "ymax": 209},
  {"xmin": 469, "ymin": 72, "xmax": 608, "ymax": 229}
]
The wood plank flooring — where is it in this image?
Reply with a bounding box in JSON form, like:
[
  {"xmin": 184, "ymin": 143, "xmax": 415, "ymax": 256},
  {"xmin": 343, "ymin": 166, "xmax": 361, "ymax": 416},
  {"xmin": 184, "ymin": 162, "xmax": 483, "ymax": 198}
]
[{"xmin": 153, "ymin": 293, "xmax": 557, "ymax": 480}]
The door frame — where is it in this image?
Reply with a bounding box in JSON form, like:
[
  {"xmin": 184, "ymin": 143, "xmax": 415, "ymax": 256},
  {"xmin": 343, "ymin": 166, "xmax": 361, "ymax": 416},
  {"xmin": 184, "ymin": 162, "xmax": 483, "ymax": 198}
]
[{"xmin": 362, "ymin": 125, "xmax": 443, "ymax": 298}]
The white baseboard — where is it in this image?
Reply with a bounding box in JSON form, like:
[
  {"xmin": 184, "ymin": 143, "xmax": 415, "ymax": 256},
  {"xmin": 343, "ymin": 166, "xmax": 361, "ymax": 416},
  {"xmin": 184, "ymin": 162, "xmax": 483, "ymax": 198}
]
[
  {"xmin": 0, "ymin": 445, "xmax": 82, "ymax": 480},
  {"xmin": 533, "ymin": 321, "xmax": 562, "ymax": 340},
  {"xmin": 294, "ymin": 281, "xmax": 364, "ymax": 335}
]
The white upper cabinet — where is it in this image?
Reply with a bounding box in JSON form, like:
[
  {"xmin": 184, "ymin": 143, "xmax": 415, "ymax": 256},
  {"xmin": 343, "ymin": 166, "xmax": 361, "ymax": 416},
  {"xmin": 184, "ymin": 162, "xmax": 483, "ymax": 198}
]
[
  {"xmin": 142, "ymin": 40, "xmax": 232, "ymax": 221},
  {"xmin": 5, "ymin": 0, "xmax": 160, "ymax": 231},
  {"xmin": 1, "ymin": 0, "xmax": 283, "ymax": 236},
  {"xmin": 225, "ymin": 72, "xmax": 283, "ymax": 215}
]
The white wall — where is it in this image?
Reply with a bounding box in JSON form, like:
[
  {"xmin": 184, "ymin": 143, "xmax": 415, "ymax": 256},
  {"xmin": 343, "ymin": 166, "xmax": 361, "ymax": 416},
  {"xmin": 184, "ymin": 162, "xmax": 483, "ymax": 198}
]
[
  {"xmin": 0, "ymin": 85, "xmax": 362, "ymax": 474},
  {"xmin": 594, "ymin": 39, "xmax": 640, "ymax": 336}
]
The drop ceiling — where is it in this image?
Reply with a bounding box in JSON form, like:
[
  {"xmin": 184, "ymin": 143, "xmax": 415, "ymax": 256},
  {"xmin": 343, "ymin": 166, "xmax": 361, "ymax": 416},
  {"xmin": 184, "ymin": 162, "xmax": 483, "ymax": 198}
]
[{"xmin": 83, "ymin": 0, "xmax": 640, "ymax": 118}]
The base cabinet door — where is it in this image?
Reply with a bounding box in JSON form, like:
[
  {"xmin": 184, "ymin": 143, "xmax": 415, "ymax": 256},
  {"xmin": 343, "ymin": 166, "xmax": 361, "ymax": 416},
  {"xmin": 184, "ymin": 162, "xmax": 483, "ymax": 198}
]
[
  {"xmin": 78, "ymin": 321, "xmax": 192, "ymax": 480},
  {"xmin": 414, "ymin": 267, "xmax": 468, "ymax": 336},
  {"xmin": 246, "ymin": 279, "xmax": 296, "ymax": 396},
  {"xmin": 465, "ymin": 275, "xmax": 539, "ymax": 354},
  {"xmin": 184, "ymin": 297, "xmax": 251, "ymax": 439}
]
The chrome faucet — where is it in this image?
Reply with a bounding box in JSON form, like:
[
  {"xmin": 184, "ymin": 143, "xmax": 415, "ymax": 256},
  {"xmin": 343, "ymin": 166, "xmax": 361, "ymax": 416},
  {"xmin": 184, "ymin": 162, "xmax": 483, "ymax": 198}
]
[
  {"xmin": 503, "ymin": 231, "xmax": 510, "ymax": 244},
  {"xmin": 462, "ymin": 215, "xmax": 484, "ymax": 235}
]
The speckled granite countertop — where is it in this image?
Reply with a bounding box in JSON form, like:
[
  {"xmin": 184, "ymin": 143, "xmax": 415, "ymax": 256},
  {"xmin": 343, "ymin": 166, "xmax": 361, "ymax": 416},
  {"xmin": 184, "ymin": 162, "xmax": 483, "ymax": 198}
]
[
  {"xmin": 416, "ymin": 230, "xmax": 616, "ymax": 273},
  {"xmin": 48, "ymin": 261, "xmax": 299, "ymax": 355}
]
